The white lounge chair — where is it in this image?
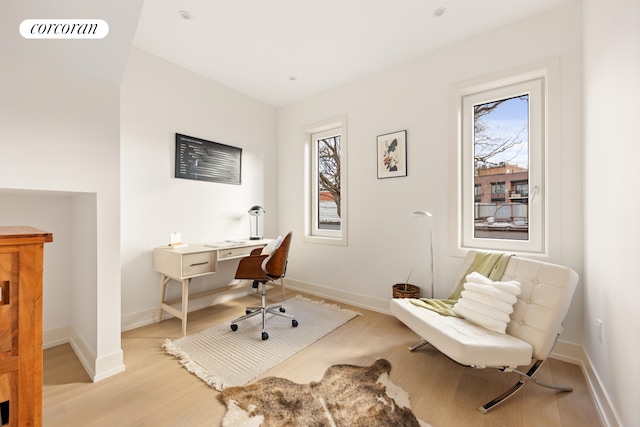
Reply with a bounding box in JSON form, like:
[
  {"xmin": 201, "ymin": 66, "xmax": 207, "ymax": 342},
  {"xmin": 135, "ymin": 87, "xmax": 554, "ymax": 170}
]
[{"xmin": 390, "ymin": 250, "xmax": 579, "ymax": 413}]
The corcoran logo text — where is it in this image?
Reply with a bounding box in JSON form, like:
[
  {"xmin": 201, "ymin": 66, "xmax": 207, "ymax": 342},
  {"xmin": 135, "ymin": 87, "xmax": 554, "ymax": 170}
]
[{"xmin": 20, "ymin": 19, "xmax": 109, "ymax": 39}]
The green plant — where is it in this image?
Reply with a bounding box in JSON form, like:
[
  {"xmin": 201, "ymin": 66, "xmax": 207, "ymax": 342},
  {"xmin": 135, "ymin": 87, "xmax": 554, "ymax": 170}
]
[{"xmin": 402, "ymin": 268, "xmax": 414, "ymax": 291}]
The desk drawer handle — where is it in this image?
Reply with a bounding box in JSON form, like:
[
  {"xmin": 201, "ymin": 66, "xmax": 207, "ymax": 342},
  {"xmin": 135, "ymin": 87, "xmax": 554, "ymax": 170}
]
[{"xmin": 189, "ymin": 261, "xmax": 209, "ymax": 267}]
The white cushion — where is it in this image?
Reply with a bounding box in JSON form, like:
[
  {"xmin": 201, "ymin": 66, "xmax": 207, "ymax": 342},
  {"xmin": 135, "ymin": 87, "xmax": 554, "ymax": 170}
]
[
  {"xmin": 453, "ymin": 272, "xmax": 521, "ymax": 334},
  {"xmin": 261, "ymin": 236, "xmax": 282, "ymax": 255}
]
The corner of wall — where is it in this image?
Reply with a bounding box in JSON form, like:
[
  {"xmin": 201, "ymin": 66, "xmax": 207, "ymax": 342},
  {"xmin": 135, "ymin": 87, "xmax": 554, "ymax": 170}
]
[
  {"xmin": 553, "ymin": 341, "xmax": 621, "ymax": 427},
  {"xmin": 68, "ymin": 327, "xmax": 125, "ymax": 382}
]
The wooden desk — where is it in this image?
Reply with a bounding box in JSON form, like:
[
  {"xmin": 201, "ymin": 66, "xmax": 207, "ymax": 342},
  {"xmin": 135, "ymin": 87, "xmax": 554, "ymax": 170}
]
[{"xmin": 153, "ymin": 240, "xmax": 268, "ymax": 336}]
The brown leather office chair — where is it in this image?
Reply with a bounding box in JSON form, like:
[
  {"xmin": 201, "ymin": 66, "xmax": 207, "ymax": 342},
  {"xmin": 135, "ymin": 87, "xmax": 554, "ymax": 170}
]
[{"xmin": 230, "ymin": 232, "xmax": 297, "ymax": 340}]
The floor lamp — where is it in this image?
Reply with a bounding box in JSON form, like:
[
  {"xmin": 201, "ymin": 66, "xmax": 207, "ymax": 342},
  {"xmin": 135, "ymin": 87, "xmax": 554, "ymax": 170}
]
[{"xmin": 411, "ymin": 210, "xmax": 435, "ymax": 299}]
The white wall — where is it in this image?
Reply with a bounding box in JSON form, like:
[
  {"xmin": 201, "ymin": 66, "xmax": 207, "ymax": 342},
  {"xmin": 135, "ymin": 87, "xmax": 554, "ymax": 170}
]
[
  {"xmin": 0, "ymin": 191, "xmax": 72, "ymax": 334},
  {"xmin": 583, "ymin": 0, "xmax": 640, "ymax": 425},
  {"xmin": 0, "ymin": 54, "xmax": 123, "ymax": 381},
  {"xmin": 278, "ymin": 3, "xmax": 584, "ymax": 342},
  {"xmin": 119, "ymin": 48, "xmax": 278, "ymax": 329}
]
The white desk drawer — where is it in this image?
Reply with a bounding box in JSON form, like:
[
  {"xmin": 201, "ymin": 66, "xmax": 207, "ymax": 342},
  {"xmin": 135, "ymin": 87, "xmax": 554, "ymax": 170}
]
[
  {"xmin": 217, "ymin": 245, "xmax": 260, "ymax": 260},
  {"xmin": 154, "ymin": 242, "xmax": 268, "ymax": 280},
  {"xmin": 182, "ymin": 252, "xmax": 216, "ymax": 276}
]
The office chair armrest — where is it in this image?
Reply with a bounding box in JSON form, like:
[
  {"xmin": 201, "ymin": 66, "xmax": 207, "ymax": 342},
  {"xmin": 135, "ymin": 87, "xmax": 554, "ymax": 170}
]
[
  {"xmin": 249, "ymin": 247, "xmax": 263, "ymax": 256},
  {"xmin": 235, "ymin": 253, "xmax": 269, "ymax": 280}
]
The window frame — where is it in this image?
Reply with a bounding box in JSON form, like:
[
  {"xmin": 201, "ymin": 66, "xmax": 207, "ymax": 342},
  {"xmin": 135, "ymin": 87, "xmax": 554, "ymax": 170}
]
[
  {"xmin": 303, "ymin": 115, "xmax": 348, "ymax": 246},
  {"xmin": 452, "ymin": 62, "xmax": 556, "ymax": 256}
]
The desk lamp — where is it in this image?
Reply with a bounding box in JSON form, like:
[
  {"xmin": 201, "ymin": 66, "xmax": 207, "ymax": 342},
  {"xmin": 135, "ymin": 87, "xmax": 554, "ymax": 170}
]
[
  {"xmin": 411, "ymin": 210, "xmax": 435, "ymax": 298},
  {"xmin": 248, "ymin": 205, "xmax": 265, "ymax": 240}
]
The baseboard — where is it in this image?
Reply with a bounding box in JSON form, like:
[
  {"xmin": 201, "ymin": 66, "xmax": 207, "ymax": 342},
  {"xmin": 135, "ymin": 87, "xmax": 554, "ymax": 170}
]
[
  {"xmin": 43, "ymin": 284, "xmax": 258, "ymax": 382},
  {"xmin": 93, "ymin": 349, "xmax": 125, "ymax": 382},
  {"xmin": 121, "ymin": 282, "xmax": 260, "ymax": 332},
  {"xmin": 283, "ymin": 278, "xmax": 391, "ymax": 314},
  {"xmin": 566, "ymin": 345, "xmax": 622, "ymax": 427},
  {"xmin": 43, "ymin": 324, "xmax": 125, "ymax": 382},
  {"xmin": 512, "ymin": 338, "xmax": 619, "ymax": 426},
  {"xmin": 550, "ymin": 340, "xmax": 584, "ymax": 365},
  {"xmin": 44, "ymin": 325, "xmax": 97, "ymax": 380},
  {"xmin": 43, "ymin": 325, "xmax": 71, "ymax": 349},
  {"xmin": 65, "ymin": 327, "xmax": 125, "ymax": 383},
  {"xmin": 68, "ymin": 327, "xmax": 97, "ymax": 381}
]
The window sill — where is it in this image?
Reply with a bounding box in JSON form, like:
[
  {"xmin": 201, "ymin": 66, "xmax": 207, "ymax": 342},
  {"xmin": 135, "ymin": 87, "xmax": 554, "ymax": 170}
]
[{"xmin": 303, "ymin": 235, "xmax": 347, "ymax": 246}]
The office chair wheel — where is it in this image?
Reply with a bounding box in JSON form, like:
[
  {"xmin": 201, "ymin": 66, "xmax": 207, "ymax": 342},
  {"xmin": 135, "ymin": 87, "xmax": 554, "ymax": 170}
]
[
  {"xmin": 279, "ymin": 307, "xmax": 286, "ymax": 313},
  {"xmin": 292, "ymin": 319, "xmax": 298, "ymax": 327},
  {"xmin": 231, "ymin": 324, "xmax": 238, "ymax": 331},
  {"xmin": 262, "ymin": 332, "xmax": 269, "ymax": 340}
]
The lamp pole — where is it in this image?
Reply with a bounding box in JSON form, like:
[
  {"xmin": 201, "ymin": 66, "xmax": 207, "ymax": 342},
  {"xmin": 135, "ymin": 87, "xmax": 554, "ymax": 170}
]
[{"xmin": 411, "ymin": 210, "xmax": 435, "ymax": 298}]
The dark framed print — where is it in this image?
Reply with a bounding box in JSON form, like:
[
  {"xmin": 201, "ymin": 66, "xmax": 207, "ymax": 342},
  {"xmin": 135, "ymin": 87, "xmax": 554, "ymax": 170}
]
[
  {"xmin": 175, "ymin": 133, "xmax": 242, "ymax": 185},
  {"xmin": 377, "ymin": 130, "xmax": 407, "ymax": 178}
]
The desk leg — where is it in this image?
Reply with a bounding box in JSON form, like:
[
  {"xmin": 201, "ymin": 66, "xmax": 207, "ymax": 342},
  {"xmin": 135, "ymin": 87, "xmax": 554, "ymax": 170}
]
[
  {"xmin": 158, "ymin": 276, "xmax": 190, "ymax": 336},
  {"xmin": 158, "ymin": 274, "xmax": 171, "ymax": 322},
  {"xmin": 181, "ymin": 278, "xmax": 189, "ymax": 337}
]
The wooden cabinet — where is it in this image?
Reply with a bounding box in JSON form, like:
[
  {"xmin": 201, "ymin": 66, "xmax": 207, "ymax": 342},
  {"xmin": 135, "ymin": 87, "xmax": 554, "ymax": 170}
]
[{"xmin": 0, "ymin": 226, "xmax": 52, "ymax": 427}]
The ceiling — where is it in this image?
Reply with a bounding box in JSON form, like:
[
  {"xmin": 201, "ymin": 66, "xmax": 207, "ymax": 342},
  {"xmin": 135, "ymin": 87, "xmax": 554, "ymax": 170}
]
[
  {"xmin": 1, "ymin": 0, "xmax": 143, "ymax": 88},
  {"xmin": 1, "ymin": 1, "xmax": 573, "ymax": 108},
  {"xmin": 133, "ymin": 0, "xmax": 574, "ymax": 107}
]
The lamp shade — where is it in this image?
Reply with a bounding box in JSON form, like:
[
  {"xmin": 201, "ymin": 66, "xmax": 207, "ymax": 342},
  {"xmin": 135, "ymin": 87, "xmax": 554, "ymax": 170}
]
[{"xmin": 248, "ymin": 205, "xmax": 265, "ymax": 216}]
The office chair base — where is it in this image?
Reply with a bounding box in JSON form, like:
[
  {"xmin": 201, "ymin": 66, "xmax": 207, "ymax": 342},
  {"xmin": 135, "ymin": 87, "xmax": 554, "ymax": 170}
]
[{"xmin": 230, "ymin": 281, "xmax": 298, "ymax": 340}]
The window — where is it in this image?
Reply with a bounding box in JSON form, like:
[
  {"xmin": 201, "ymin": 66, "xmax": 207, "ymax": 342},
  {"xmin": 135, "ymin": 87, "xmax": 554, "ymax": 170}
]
[
  {"xmin": 304, "ymin": 115, "xmax": 348, "ymax": 245},
  {"xmin": 313, "ymin": 131, "xmax": 341, "ymax": 232},
  {"xmin": 455, "ymin": 62, "xmax": 554, "ymax": 255},
  {"xmin": 491, "ymin": 182, "xmax": 505, "ymax": 195},
  {"xmin": 514, "ymin": 182, "xmax": 529, "ymax": 197}
]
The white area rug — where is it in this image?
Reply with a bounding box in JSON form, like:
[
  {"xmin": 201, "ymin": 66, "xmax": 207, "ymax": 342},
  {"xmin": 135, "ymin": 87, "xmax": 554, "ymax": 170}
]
[{"xmin": 162, "ymin": 295, "xmax": 360, "ymax": 391}]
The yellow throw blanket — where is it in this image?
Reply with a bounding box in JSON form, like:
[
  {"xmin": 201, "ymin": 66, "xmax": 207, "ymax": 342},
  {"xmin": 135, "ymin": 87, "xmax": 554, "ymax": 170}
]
[{"xmin": 409, "ymin": 251, "xmax": 514, "ymax": 317}]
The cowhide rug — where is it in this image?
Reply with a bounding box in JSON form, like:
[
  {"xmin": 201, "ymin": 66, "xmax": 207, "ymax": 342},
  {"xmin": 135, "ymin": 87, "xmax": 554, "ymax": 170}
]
[{"xmin": 220, "ymin": 359, "xmax": 431, "ymax": 426}]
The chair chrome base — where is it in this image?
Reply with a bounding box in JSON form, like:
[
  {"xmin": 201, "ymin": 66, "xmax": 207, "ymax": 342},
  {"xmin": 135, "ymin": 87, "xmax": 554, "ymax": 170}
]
[
  {"xmin": 230, "ymin": 279, "xmax": 298, "ymax": 340},
  {"xmin": 409, "ymin": 339, "xmax": 430, "ymax": 352},
  {"xmin": 408, "ymin": 339, "xmax": 573, "ymax": 414},
  {"xmin": 479, "ymin": 359, "xmax": 573, "ymax": 413}
]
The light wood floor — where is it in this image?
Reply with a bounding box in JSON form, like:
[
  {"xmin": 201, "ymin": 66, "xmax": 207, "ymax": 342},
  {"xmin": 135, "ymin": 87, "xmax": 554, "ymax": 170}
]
[{"xmin": 43, "ymin": 290, "xmax": 603, "ymax": 427}]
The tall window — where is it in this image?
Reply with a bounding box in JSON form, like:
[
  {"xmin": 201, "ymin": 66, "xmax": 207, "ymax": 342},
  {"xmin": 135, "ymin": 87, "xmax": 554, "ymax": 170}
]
[
  {"xmin": 314, "ymin": 131, "xmax": 341, "ymax": 232},
  {"xmin": 304, "ymin": 116, "xmax": 347, "ymax": 245},
  {"xmin": 456, "ymin": 64, "xmax": 552, "ymax": 254}
]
